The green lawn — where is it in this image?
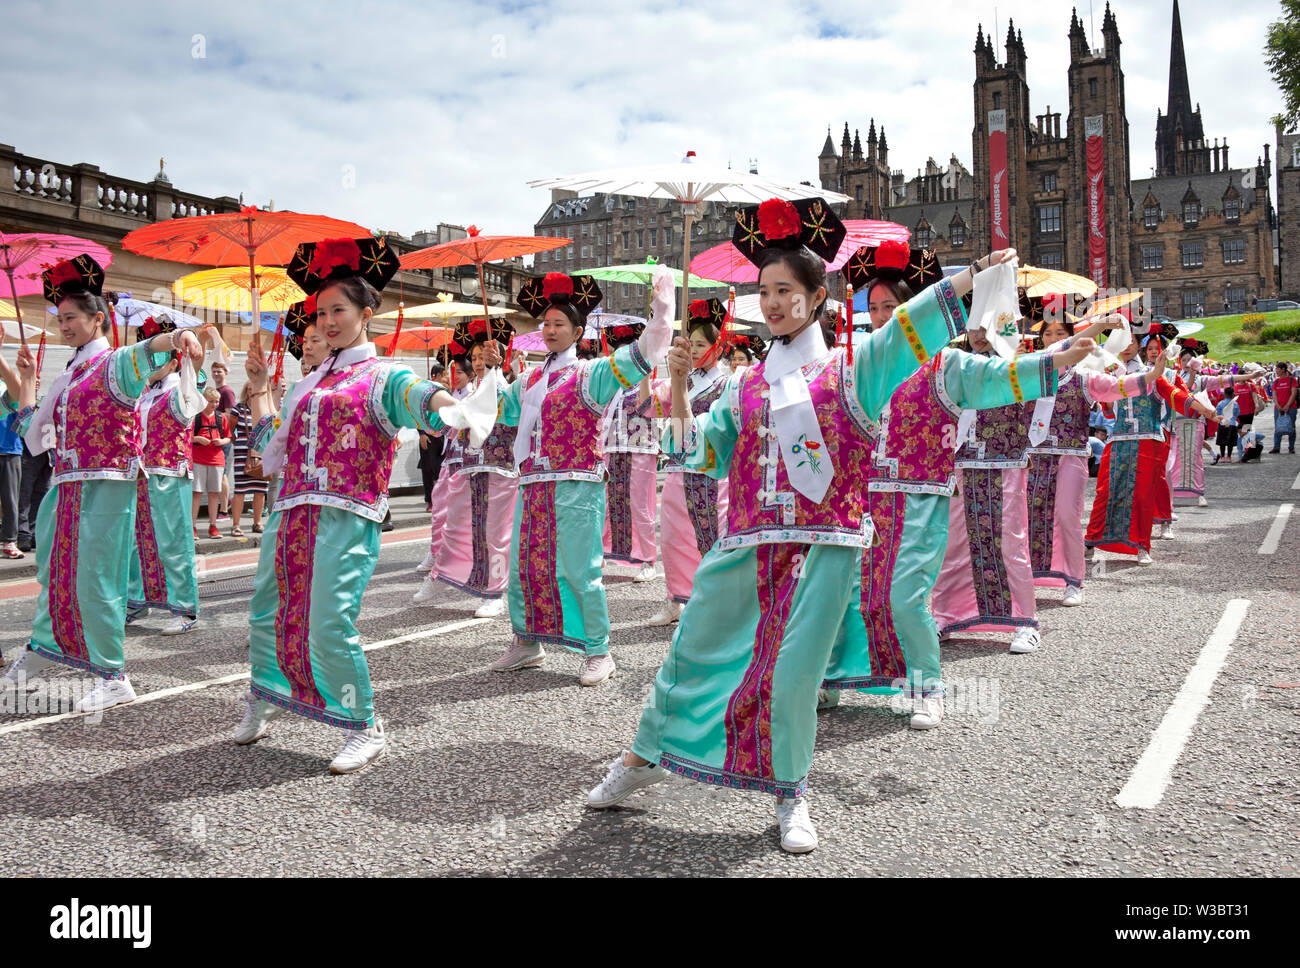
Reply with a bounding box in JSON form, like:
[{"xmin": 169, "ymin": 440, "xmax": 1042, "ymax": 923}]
[{"xmin": 1187, "ymin": 310, "xmax": 1300, "ymax": 364}]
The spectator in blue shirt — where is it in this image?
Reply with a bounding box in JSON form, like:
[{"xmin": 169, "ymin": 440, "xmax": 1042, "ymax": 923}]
[{"xmin": 0, "ymin": 411, "xmax": 22, "ymax": 558}]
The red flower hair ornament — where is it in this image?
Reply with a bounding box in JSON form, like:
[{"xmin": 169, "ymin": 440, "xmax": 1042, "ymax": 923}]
[
  {"xmin": 541, "ymin": 273, "xmax": 574, "ymax": 299},
  {"xmin": 756, "ymin": 199, "xmax": 800, "ymax": 240}
]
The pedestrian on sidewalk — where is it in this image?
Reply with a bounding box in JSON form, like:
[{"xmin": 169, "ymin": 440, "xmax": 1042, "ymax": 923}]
[
  {"xmin": 229, "ymin": 384, "xmax": 268, "ymax": 535},
  {"xmin": 0, "ymin": 408, "xmax": 23, "ymax": 558},
  {"xmin": 191, "ymin": 386, "xmax": 231, "ymax": 539},
  {"xmin": 1269, "ymin": 361, "xmax": 1296, "ymax": 454}
]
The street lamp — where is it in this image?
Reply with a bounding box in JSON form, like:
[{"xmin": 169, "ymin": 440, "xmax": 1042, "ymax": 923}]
[{"xmin": 458, "ymin": 264, "xmax": 480, "ymax": 299}]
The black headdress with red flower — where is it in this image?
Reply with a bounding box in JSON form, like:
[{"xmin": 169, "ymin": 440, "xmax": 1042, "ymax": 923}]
[
  {"xmin": 516, "ymin": 272, "xmax": 602, "ymax": 319},
  {"xmin": 1020, "ymin": 292, "xmax": 1078, "ymax": 334},
  {"xmin": 686, "ymin": 297, "xmax": 727, "ymax": 332},
  {"xmin": 1179, "ymin": 338, "xmax": 1209, "ymax": 356},
  {"xmin": 844, "ymin": 240, "xmax": 943, "ymax": 294},
  {"xmin": 731, "ymin": 197, "xmax": 847, "ymax": 267},
  {"xmin": 602, "ymin": 321, "xmax": 644, "ymax": 350},
  {"xmin": 282, "ymin": 296, "xmax": 317, "ymax": 361},
  {"xmin": 135, "ymin": 312, "xmax": 178, "ymax": 343},
  {"xmin": 287, "ymin": 237, "xmax": 400, "ymax": 296},
  {"xmin": 42, "ymin": 254, "xmax": 105, "ymax": 304},
  {"xmin": 448, "ymin": 316, "xmax": 516, "ymax": 359},
  {"xmin": 725, "ymin": 333, "xmax": 767, "ymax": 361}
]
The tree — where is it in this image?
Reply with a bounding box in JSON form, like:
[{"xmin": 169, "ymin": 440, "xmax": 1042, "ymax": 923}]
[{"xmin": 1267, "ymin": 0, "xmax": 1300, "ymax": 128}]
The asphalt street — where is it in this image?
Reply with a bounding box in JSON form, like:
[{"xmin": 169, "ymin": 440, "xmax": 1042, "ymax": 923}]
[{"xmin": 1, "ymin": 418, "xmax": 1296, "ymax": 877}]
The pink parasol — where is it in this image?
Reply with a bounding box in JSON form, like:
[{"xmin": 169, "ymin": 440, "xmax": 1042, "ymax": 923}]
[
  {"xmin": 0, "ymin": 233, "xmax": 114, "ymax": 353},
  {"xmin": 688, "ymin": 219, "xmax": 910, "ymax": 284}
]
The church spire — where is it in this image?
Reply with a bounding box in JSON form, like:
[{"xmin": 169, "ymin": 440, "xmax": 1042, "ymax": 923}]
[{"xmin": 1166, "ymin": 0, "xmax": 1193, "ymax": 123}]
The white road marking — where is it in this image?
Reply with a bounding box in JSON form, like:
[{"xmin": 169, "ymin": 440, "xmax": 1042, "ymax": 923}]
[
  {"xmin": 1115, "ymin": 599, "xmax": 1251, "ymax": 809},
  {"xmin": 1292, "ymin": 468, "xmax": 1300, "ymax": 491},
  {"xmin": 0, "ymin": 618, "xmax": 489, "ymax": 736},
  {"xmin": 1258, "ymin": 503, "xmax": 1293, "ymax": 555}
]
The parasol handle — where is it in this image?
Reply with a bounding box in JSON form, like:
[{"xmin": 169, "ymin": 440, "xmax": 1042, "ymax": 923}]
[
  {"xmin": 4, "ymin": 268, "xmax": 31, "ymax": 357},
  {"xmin": 248, "ymin": 250, "xmax": 261, "ymax": 353},
  {"xmin": 679, "ymin": 210, "xmax": 695, "ymax": 333}
]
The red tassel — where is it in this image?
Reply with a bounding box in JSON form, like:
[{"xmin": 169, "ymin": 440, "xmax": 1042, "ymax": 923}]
[
  {"xmin": 389, "ymin": 299, "xmax": 405, "ymax": 358},
  {"xmin": 601, "ymin": 325, "xmax": 610, "ymax": 357},
  {"xmin": 34, "ymin": 330, "xmax": 47, "ymax": 395},
  {"xmin": 109, "ymin": 304, "xmax": 119, "ymax": 349},
  {"xmin": 503, "ymin": 334, "xmax": 514, "ymax": 371},
  {"xmin": 845, "ymin": 284, "xmax": 855, "ymax": 366}
]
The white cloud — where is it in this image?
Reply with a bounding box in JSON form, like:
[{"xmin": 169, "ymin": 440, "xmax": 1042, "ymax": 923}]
[{"xmin": 4, "ymin": 0, "xmax": 1286, "ymax": 244}]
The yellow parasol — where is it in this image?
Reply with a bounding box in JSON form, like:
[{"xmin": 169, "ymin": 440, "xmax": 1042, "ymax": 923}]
[
  {"xmin": 1017, "ymin": 266, "xmax": 1098, "ymax": 299},
  {"xmin": 1083, "ymin": 290, "xmax": 1143, "ymax": 316},
  {"xmin": 173, "ymin": 266, "xmax": 306, "ymax": 317}
]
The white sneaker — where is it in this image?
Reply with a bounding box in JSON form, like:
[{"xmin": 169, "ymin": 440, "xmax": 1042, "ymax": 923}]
[
  {"xmin": 1157, "ymin": 524, "xmax": 1175, "ymax": 539},
  {"xmin": 1170, "ymin": 513, "xmax": 1179, "ymax": 522},
  {"xmin": 775, "ymin": 797, "xmax": 818, "ymax": 854},
  {"xmin": 234, "ymin": 692, "xmax": 285, "ymax": 744},
  {"xmin": 1197, "ymin": 495, "xmax": 1208, "ymax": 507},
  {"xmin": 75, "ymin": 676, "xmax": 137, "ymax": 714},
  {"xmin": 1138, "ymin": 551, "xmax": 1154, "ymax": 565},
  {"xmin": 910, "ymin": 694, "xmax": 944, "ymax": 730},
  {"xmin": 816, "ymin": 688, "xmax": 840, "ymax": 711},
  {"xmin": 474, "ymin": 597, "xmax": 505, "ymax": 618},
  {"xmin": 632, "ymin": 563, "xmax": 658, "ymax": 582},
  {"xmin": 1009, "ymin": 627, "xmax": 1041, "ymax": 654},
  {"xmin": 1062, "ymin": 585, "xmax": 1084, "ymax": 606},
  {"xmin": 579, "ymin": 653, "xmax": 616, "ymax": 686},
  {"xmin": 490, "ymin": 640, "xmax": 546, "ymax": 672},
  {"xmin": 329, "ymin": 718, "xmax": 387, "ymax": 774},
  {"xmin": 412, "ymin": 575, "xmax": 444, "ymax": 605},
  {"xmin": 647, "ymin": 601, "xmax": 683, "ymax": 626},
  {"xmin": 416, "ymin": 550, "xmax": 436, "ymax": 573},
  {"xmin": 161, "ymin": 616, "xmax": 198, "ymax": 635},
  {"xmin": 587, "ymin": 752, "xmax": 667, "ymax": 808},
  {"xmin": 2, "ymin": 649, "xmax": 56, "ymax": 689}
]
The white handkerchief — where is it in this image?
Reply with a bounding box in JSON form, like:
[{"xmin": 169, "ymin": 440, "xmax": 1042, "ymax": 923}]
[
  {"xmin": 955, "ymin": 409, "xmax": 977, "ymax": 451},
  {"xmin": 1028, "ymin": 396, "xmax": 1054, "ymax": 447},
  {"xmin": 769, "ymin": 373, "xmax": 830, "ymax": 503},
  {"xmin": 967, "ymin": 259, "xmax": 1021, "ymax": 361}
]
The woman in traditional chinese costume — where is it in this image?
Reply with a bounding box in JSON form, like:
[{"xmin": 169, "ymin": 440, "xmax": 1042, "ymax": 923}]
[
  {"xmin": 236, "ymin": 237, "xmax": 495, "ymax": 773},
  {"xmin": 640, "ymin": 298, "xmax": 731, "ymax": 627},
  {"xmin": 415, "ymin": 318, "xmax": 517, "ymax": 618},
  {"xmin": 125, "ymin": 313, "xmax": 206, "ymax": 635},
  {"xmin": 820, "ymin": 249, "xmax": 1095, "ymax": 728},
  {"xmin": 470, "ymin": 269, "xmax": 671, "ymax": 686},
  {"xmin": 0, "ymin": 255, "xmax": 204, "ymax": 712},
  {"xmin": 587, "ymin": 197, "xmax": 1012, "ymax": 853},
  {"xmin": 600, "ymin": 320, "xmax": 660, "ymax": 583}
]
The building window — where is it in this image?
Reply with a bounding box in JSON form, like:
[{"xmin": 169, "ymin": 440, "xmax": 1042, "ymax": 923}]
[
  {"xmin": 648, "ymin": 228, "xmax": 657, "ymax": 247},
  {"xmin": 951, "ymin": 224, "xmax": 965, "ymax": 247},
  {"xmin": 1224, "ymin": 198, "xmax": 1241, "ymax": 222},
  {"xmin": 665, "ymin": 228, "xmax": 672, "ymax": 248},
  {"xmin": 622, "ymin": 231, "xmax": 630, "ymax": 250},
  {"xmin": 1181, "ymin": 241, "xmax": 1203, "ymax": 268},
  {"xmin": 855, "ymin": 185, "xmax": 863, "ymax": 204},
  {"xmin": 1142, "ymin": 244, "xmax": 1163, "ymax": 270},
  {"xmin": 539, "ymin": 250, "xmax": 547, "ymax": 264},
  {"xmin": 1223, "ymin": 239, "xmax": 1245, "ymax": 265},
  {"xmin": 992, "ymin": 92, "xmax": 1001, "ymax": 109},
  {"xmin": 1149, "ymin": 290, "xmax": 1166, "ymax": 318},
  {"xmin": 581, "ymin": 223, "xmax": 589, "ymax": 237},
  {"xmin": 916, "ymin": 226, "xmax": 933, "ymax": 247},
  {"xmin": 1182, "ymin": 289, "xmax": 1205, "ymax": 317},
  {"xmin": 1042, "ymin": 174, "xmax": 1057, "ymax": 193},
  {"xmin": 1225, "ymin": 286, "xmax": 1246, "ymax": 312},
  {"xmin": 1089, "ymin": 78, "xmax": 1098, "ymax": 97},
  {"xmin": 1038, "ymin": 205, "xmax": 1062, "ymax": 234},
  {"xmin": 1144, "ymin": 205, "xmax": 1159, "ymax": 229},
  {"xmin": 636, "ymin": 230, "xmax": 643, "ymax": 248},
  {"xmin": 1039, "ymin": 251, "xmax": 1064, "ymax": 270},
  {"xmin": 581, "ymin": 244, "xmax": 590, "ymax": 260},
  {"xmin": 1183, "ymin": 203, "xmax": 1199, "ymax": 226}
]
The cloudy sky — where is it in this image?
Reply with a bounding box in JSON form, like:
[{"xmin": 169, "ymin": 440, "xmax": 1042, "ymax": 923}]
[{"xmin": 5, "ymin": 0, "xmax": 1287, "ymax": 239}]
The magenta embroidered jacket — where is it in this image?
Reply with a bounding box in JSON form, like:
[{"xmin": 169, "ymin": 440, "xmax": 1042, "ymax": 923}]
[
  {"xmin": 138, "ymin": 387, "xmax": 194, "ymax": 477},
  {"xmin": 50, "ymin": 350, "xmax": 143, "ymax": 487},
  {"xmin": 275, "ymin": 357, "xmax": 402, "ymax": 522},
  {"xmin": 869, "ymin": 354, "xmax": 960, "ymax": 496}
]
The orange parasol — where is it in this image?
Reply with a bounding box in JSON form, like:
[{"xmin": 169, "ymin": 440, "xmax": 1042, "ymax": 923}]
[
  {"xmin": 372, "ymin": 325, "xmax": 454, "ymax": 378},
  {"xmin": 399, "ymin": 225, "xmax": 570, "ymax": 325},
  {"xmin": 121, "ymin": 206, "xmax": 369, "ymax": 348}
]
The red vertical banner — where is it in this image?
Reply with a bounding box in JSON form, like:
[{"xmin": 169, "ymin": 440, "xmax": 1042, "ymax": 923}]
[
  {"xmin": 1085, "ymin": 115, "xmax": 1108, "ymax": 288},
  {"xmin": 988, "ymin": 109, "xmax": 1009, "ymax": 248}
]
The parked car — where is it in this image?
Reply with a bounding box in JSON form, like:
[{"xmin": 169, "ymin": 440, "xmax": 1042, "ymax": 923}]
[{"xmin": 1275, "ymin": 300, "xmax": 1300, "ymax": 311}]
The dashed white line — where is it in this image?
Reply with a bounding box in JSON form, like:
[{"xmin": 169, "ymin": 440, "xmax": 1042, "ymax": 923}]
[
  {"xmin": 1115, "ymin": 599, "xmax": 1251, "ymax": 809},
  {"xmin": 0, "ymin": 618, "xmax": 489, "ymax": 736},
  {"xmin": 1258, "ymin": 503, "xmax": 1293, "ymax": 555},
  {"xmin": 1292, "ymin": 468, "xmax": 1300, "ymax": 491}
]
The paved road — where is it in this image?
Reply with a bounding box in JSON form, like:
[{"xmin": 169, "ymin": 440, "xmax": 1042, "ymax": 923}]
[{"xmin": 1, "ymin": 424, "xmax": 1297, "ymax": 877}]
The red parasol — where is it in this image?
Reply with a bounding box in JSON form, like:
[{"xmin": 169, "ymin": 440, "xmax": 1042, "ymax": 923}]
[
  {"xmin": 372, "ymin": 324, "xmax": 453, "ymax": 377},
  {"xmin": 120, "ymin": 207, "xmax": 370, "ymax": 349},
  {"xmin": 399, "ymin": 225, "xmax": 570, "ymax": 325}
]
